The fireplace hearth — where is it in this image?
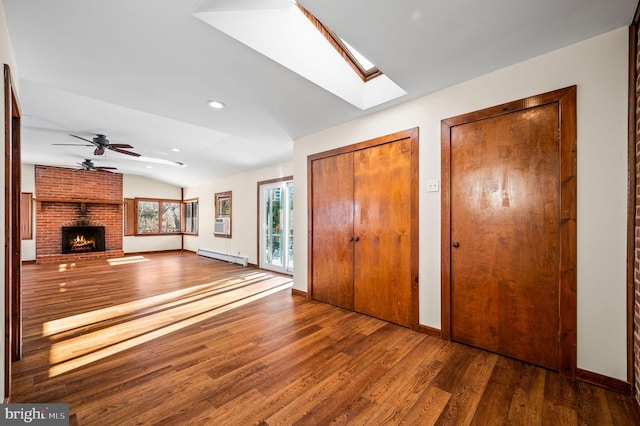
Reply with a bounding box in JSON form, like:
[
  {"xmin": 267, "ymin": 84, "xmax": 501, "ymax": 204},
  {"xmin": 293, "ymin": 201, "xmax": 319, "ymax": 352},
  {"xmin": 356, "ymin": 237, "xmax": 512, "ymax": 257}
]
[{"xmin": 62, "ymin": 226, "xmax": 106, "ymax": 254}]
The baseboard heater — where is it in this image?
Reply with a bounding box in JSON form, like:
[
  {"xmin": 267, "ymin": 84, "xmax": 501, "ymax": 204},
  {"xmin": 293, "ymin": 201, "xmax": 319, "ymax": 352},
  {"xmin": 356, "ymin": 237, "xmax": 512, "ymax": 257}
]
[{"xmin": 197, "ymin": 248, "xmax": 248, "ymax": 267}]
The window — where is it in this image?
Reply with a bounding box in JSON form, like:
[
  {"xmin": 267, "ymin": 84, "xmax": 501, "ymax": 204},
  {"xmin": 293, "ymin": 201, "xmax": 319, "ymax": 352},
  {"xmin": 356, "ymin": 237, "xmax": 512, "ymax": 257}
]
[
  {"xmin": 214, "ymin": 191, "xmax": 232, "ymax": 238},
  {"xmin": 161, "ymin": 201, "xmax": 182, "ymax": 233},
  {"xmin": 296, "ymin": 2, "xmax": 382, "ymax": 82},
  {"xmin": 136, "ymin": 199, "xmax": 181, "ymax": 234},
  {"xmin": 124, "ymin": 197, "xmax": 199, "ymax": 236},
  {"xmin": 183, "ymin": 199, "xmax": 199, "ymax": 234}
]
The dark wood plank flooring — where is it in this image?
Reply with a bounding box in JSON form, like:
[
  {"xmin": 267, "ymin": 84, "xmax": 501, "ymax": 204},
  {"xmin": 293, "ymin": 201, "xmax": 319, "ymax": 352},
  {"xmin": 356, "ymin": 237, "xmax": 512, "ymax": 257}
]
[{"xmin": 12, "ymin": 251, "xmax": 640, "ymax": 425}]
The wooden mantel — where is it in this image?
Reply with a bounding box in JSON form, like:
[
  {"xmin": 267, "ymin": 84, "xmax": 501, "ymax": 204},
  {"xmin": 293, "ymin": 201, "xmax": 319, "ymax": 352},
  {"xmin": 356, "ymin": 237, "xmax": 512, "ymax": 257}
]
[{"xmin": 34, "ymin": 197, "xmax": 123, "ymax": 205}]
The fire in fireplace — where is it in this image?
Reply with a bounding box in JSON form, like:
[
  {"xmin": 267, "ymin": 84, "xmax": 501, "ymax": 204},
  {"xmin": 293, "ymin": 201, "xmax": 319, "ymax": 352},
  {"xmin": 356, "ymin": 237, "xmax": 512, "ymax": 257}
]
[{"xmin": 62, "ymin": 226, "xmax": 106, "ymax": 254}]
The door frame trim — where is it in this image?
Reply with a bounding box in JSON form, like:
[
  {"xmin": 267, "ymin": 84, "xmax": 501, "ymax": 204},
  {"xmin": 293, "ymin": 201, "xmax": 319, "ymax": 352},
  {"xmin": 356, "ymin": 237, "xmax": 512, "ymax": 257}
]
[
  {"xmin": 4, "ymin": 64, "xmax": 21, "ymax": 402},
  {"xmin": 307, "ymin": 127, "xmax": 420, "ymax": 329},
  {"xmin": 441, "ymin": 86, "xmax": 577, "ymax": 376}
]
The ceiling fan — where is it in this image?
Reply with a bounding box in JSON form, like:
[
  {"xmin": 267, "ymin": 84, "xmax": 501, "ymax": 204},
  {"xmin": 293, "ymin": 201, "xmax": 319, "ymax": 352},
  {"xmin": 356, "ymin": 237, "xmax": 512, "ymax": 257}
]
[
  {"xmin": 54, "ymin": 133, "xmax": 141, "ymax": 157},
  {"xmin": 75, "ymin": 159, "xmax": 117, "ymax": 173}
]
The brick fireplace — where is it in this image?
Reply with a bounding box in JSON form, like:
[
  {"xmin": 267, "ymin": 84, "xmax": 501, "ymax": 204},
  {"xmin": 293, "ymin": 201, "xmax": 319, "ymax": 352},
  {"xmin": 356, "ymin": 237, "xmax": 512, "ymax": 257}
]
[{"xmin": 35, "ymin": 165, "xmax": 125, "ymax": 263}]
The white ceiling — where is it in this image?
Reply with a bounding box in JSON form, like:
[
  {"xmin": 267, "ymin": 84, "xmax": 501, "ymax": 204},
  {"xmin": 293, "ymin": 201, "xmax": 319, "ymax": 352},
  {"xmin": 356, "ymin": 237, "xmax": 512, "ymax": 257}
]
[{"xmin": 3, "ymin": 0, "xmax": 636, "ymax": 187}]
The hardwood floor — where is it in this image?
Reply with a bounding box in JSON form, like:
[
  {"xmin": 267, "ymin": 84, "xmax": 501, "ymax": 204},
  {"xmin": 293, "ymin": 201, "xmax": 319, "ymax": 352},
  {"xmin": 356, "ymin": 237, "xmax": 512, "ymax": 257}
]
[{"xmin": 12, "ymin": 251, "xmax": 640, "ymax": 425}]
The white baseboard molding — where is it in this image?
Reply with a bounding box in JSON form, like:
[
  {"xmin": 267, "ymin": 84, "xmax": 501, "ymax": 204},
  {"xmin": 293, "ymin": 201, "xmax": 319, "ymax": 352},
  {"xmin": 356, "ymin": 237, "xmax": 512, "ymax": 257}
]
[{"xmin": 197, "ymin": 248, "xmax": 248, "ymax": 266}]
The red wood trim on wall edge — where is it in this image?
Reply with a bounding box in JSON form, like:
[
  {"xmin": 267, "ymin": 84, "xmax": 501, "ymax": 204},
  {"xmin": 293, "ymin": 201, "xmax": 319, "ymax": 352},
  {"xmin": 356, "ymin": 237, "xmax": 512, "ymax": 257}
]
[
  {"xmin": 291, "ymin": 289, "xmax": 307, "ymax": 298},
  {"xmin": 627, "ymin": 22, "xmax": 638, "ymax": 389},
  {"xmin": 576, "ymin": 368, "xmax": 632, "ymax": 395},
  {"xmin": 415, "ymin": 324, "xmax": 441, "ymax": 338}
]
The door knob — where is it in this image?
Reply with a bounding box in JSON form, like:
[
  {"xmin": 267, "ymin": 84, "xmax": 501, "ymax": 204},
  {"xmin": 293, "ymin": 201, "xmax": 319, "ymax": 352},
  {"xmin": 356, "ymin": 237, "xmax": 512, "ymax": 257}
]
[
  {"xmin": 354, "ymin": 236, "xmax": 360, "ymax": 242},
  {"xmin": 452, "ymin": 242, "xmax": 460, "ymax": 248}
]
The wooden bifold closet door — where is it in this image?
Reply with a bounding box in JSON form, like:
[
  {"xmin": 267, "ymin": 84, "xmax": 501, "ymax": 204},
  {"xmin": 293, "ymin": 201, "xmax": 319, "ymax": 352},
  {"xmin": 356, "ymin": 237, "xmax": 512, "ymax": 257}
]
[
  {"xmin": 310, "ymin": 152, "xmax": 355, "ymax": 310},
  {"xmin": 309, "ymin": 128, "xmax": 419, "ymax": 328}
]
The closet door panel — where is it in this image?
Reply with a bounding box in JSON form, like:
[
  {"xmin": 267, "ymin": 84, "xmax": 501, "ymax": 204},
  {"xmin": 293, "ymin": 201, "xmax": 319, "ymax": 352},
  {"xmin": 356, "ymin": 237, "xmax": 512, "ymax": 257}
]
[
  {"xmin": 310, "ymin": 153, "xmax": 354, "ymax": 309},
  {"xmin": 353, "ymin": 138, "xmax": 413, "ymax": 326}
]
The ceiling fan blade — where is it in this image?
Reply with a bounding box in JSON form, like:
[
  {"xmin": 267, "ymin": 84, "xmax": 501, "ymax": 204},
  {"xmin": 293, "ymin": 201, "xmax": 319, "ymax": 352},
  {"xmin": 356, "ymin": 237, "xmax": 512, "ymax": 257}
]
[
  {"xmin": 111, "ymin": 148, "xmax": 141, "ymax": 157},
  {"xmin": 97, "ymin": 166, "xmax": 117, "ymax": 170},
  {"xmin": 108, "ymin": 143, "xmax": 134, "ymax": 149},
  {"xmin": 52, "ymin": 143, "xmax": 93, "ymax": 146},
  {"xmin": 69, "ymin": 134, "xmax": 96, "ymax": 145}
]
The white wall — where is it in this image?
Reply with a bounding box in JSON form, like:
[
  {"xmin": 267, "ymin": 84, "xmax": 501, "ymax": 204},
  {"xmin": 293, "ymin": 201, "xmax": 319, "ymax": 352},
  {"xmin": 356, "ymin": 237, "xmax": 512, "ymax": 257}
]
[
  {"xmin": 293, "ymin": 28, "xmax": 629, "ymax": 380},
  {"xmin": 21, "ymin": 164, "xmax": 35, "ymax": 261},
  {"xmin": 183, "ymin": 161, "xmax": 294, "ymax": 265},
  {"xmin": 0, "ymin": 0, "xmax": 18, "ymax": 403},
  {"xmin": 123, "ymin": 174, "xmax": 182, "ymax": 253}
]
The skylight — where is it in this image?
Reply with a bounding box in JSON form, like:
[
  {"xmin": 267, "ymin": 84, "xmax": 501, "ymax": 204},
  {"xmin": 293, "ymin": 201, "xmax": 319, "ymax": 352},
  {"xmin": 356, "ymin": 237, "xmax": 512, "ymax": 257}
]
[
  {"xmin": 193, "ymin": 0, "xmax": 406, "ymax": 110},
  {"xmin": 294, "ymin": 2, "xmax": 382, "ymax": 82},
  {"xmin": 340, "ymin": 38, "xmax": 377, "ymax": 74}
]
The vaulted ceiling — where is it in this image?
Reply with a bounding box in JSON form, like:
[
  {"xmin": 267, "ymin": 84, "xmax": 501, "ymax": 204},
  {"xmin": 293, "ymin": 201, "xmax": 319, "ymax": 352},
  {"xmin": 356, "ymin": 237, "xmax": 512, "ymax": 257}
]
[{"xmin": 3, "ymin": 0, "xmax": 636, "ymax": 186}]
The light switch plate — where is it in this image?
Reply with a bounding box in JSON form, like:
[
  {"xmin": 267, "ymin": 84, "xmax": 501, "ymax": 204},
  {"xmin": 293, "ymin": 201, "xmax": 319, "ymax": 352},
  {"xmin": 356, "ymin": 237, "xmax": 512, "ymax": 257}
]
[{"xmin": 427, "ymin": 179, "xmax": 440, "ymax": 192}]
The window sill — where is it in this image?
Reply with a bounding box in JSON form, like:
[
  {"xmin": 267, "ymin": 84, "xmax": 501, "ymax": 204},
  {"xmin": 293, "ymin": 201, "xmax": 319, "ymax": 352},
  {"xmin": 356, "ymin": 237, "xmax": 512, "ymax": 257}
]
[{"xmin": 131, "ymin": 232, "xmax": 183, "ymax": 237}]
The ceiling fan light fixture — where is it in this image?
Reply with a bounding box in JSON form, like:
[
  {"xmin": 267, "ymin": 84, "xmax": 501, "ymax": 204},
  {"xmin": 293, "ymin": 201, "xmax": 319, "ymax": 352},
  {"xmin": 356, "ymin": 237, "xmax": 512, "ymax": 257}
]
[{"xmin": 207, "ymin": 100, "xmax": 225, "ymax": 109}]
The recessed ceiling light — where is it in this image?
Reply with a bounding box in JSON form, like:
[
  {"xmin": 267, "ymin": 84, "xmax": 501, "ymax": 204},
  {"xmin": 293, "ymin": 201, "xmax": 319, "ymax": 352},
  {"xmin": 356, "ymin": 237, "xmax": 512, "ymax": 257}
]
[
  {"xmin": 171, "ymin": 148, "xmax": 180, "ymax": 152},
  {"xmin": 146, "ymin": 166, "xmax": 153, "ymax": 169},
  {"xmin": 207, "ymin": 100, "xmax": 225, "ymax": 109}
]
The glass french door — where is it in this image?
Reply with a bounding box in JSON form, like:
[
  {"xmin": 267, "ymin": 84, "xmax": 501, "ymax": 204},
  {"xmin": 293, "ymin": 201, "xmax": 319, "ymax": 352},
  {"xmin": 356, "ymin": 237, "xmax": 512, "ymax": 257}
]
[{"xmin": 260, "ymin": 180, "xmax": 294, "ymax": 274}]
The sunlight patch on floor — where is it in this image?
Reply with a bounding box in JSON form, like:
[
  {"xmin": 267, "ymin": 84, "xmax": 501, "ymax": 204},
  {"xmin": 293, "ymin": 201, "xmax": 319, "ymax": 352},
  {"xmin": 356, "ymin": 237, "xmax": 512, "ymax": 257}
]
[
  {"xmin": 46, "ymin": 276, "xmax": 292, "ymax": 377},
  {"xmin": 58, "ymin": 263, "xmax": 76, "ymax": 272},
  {"xmin": 107, "ymin": 255, "xmax": 150, "ymax": 266},
  {"xmin": 43, "ymin": 271, "xmax": 278, "ymax": 336}
]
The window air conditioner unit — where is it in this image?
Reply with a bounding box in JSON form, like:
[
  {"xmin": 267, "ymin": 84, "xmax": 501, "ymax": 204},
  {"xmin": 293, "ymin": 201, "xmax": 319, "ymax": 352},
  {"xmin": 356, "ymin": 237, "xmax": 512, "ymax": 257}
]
[{"xmin": 214, "ymin": 217, "xmax": 230, "ymax": 236}]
